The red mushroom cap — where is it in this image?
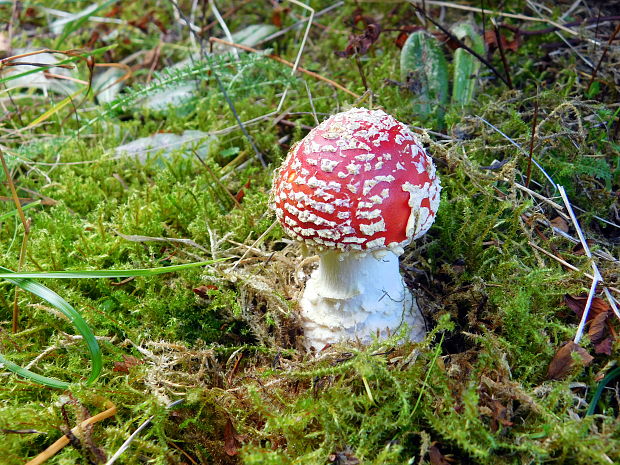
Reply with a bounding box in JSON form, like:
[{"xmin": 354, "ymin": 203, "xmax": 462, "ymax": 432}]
[{"xmin": 272, "ymin": 108, "xmax": 440, "ymax": 253}]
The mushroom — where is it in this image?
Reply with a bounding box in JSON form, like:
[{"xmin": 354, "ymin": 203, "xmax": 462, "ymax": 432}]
[{"xmin": 271, "ymin": 108, "xmax": 440, "ymax": 349}]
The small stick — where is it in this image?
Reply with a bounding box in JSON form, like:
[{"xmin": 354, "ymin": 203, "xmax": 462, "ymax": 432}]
[
  {"xmin": 25, "ymin": 403, "xmax": 117, "ymax": 465},
  {"xmin": 603, "ymin": 287, "xmax": 620, "ymax": 321},
  {"xmin": 492, "ymin": 19, "xmax": 513, "ymax": 89},
  {"xmin": 528, "ymin": 241, "xmax": 594, "ymax": 280},
  {"xmin": 209, "ymin": 37, "xmax": 360, "ymax": 99}
]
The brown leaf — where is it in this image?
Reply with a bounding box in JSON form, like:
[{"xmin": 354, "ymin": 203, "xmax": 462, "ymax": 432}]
[
  {"xmin": 271, "ymin": 6, "xmax": 289, "ymax": 28},
  {"xmin": 594, "ymin": 337, "xmax": 613, "ymax": 355},
  {"xmin": 572, "ymin": 239, "xmax": 594, "ymax": 256},
  {"xmin": 429, "ymin": 445, "xmax": 451, "ymax": 465},
  {"xmin": 564, "ymin": 294, "xmax": 611, "ymax": 321},
  {"xmin": 193, "ymin": 285, "xmax": 218, "ymax": 298},
  {"xmin": 484, "ymin": 29, "xmax": 520, "ymax": 52},
  {"xmin": 588, "ymin": 310, "xmax": 610, "ymax": 343},
  {"xmin": 550, "ymin": 216, "xmax": 569, "ymax": 233},
  {"xmin": 546, "ymin": 341, "xmax": 594, "ymax": 380},
  {"xmin": 224, "ymin": 418, "xmax": 240, "ymax": 456},
  {"xmin": 113, "ymin": 355, "xmax": 143, "ymax": 373}
]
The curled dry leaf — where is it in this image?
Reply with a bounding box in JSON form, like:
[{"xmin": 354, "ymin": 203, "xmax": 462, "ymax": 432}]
[
  {"xmin": 546, "ymin": 341, "xmax": 594, "ymax": 380},
  {"xmin": 335, "ymin": 14, "xmax": 382, "ymax": 57}
]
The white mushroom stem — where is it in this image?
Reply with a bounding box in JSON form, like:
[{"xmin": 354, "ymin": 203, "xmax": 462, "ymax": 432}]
[{"xmin": 300, "ymin": 250, "xmax": 425, "ymax": 349}]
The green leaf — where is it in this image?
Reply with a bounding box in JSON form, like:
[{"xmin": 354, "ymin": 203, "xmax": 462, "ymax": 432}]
[
  {"xmin": 451, "ymin": 22, "xmax": 485, "ymax": 107},
  {"xmin": 400, "ymin": 31, "xmax": 449, "ymax": 126}
]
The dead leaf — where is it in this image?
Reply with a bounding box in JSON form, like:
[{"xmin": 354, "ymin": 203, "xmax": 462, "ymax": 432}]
[
  {"xmin": 564, "ymin": 294, "xmax": 611, "ymax": 321},
  {"xmin": 395, "ymin": 25, "xmax": 423, "ymax": 49},
  {"xmin": 429, "ymin": 444, "xmax": 452, "ymax": 465},
  {"xmin": 546, "ymin": 341, "xmax": 594, "ymax": 380},
  {"xmin": 550, "ymin": 216, "xmax": 569, "ymax": 233},
  {"xmin": 572, "ymin": 239, "xmax": 594, "ymax": 256},
  {"xmin": 224, "ymin": 418, "xmax": 240, "ymax": 456},
  {"xmin": 594, "ymin": 337, "xmax": 613, "ymax": 355},
  {"xmin": 484, "ymin": 29, "xmax": 520, "ymax": 52},
  {"xmin": 113, "ymin": 355, "xmax": 143, "ymax": 373},
  {"xmin": 335, "ymin": 18, "xmax": 382, "ymax": 58},
  {"xmin": 193, "ymin": 285, "xmax": 218, "ymax": 299},
  {"xmin": 588, "ymin": 310, "xmax": 610, "ymax": 343}
]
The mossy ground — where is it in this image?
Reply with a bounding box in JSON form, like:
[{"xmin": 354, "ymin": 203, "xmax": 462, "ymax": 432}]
[{"xmin": 0, "ymin": 1, "xmax": 618, "ymax": 464}]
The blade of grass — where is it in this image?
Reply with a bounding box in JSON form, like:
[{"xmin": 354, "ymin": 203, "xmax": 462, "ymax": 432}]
[
  {"xmin": 0, "ymin": 266, "xmax": 102, "ymax": 389},
  {"xmin": 586, "ymin": 367, "xmax": 620, "ymax": 416},
  {"xmin": 0, "ymin": 258, "xmax": 229, "ymax": 279},
  {"xmin": 27, "ymin": 87, "xmax": 86, "ymax": 128},
  {"xmin": 0, "ymin": 200, "xmax": 41, "ymax": 222}
]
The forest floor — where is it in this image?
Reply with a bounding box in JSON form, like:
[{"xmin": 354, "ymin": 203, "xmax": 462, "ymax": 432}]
[{"xmin": 0, "ymin": 0, "xmax": 619, "ymax": 464}]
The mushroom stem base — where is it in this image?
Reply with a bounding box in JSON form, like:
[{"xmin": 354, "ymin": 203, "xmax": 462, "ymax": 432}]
[{"xmin": 300, "ymin": 250, "xmax": 425, "ymax": 349}]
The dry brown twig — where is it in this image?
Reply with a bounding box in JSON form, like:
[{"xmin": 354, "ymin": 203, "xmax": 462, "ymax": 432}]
[{"xmin": 25, "ymin": 402, "xmax": 117, "ymax": 465}]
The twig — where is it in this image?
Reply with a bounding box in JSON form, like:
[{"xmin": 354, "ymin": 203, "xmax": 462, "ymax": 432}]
[
  {"xmin": 210, "ymin": 1, "xmax": 238, "ymax": 59},
  {"xmin": 492, "ymin": 19, "xmax": 513, "ymax": 89},
  {"xmin": 603, "ymin": 288, "xmax": 620, "ymax": 321},
  {"xmin": 25, "ymin": 403, "xmax": 117, "ymax": 465},
  {"xmin": 513, "ymin": 182, "xmax": 567, "ymax": 217},
  {"xmin": 256, "ymin": 2, "xmax": 344, "ymax": 46},
  {"xmin": 209, "ymin": 37, "xmax": 360, "ymax": 99},
  {"xmin": 0, "ymin": 146, "xmax": 30, "ymax": 333},
  {"xmin": 528, "ymin": 241, "xmax": 594, "ymax": 279},
  {"xmin": 477, "ymin": 116, "xmax": 557, "ymax": 187}
]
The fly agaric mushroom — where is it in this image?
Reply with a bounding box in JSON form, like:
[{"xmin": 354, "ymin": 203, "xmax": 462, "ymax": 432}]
[{"xmin": 271, "ymin": 107, "xmax": 440, "ymax": 349}]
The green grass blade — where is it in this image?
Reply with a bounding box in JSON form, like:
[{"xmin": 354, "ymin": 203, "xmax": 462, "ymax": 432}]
[
  {"xmin": 0, "ymin": 266, "xmax": 101, "ymax": 388},
  {"xmin": 0, "ymin": 258, "xmax": 229, "ymax": 279},
  {"xmin": 586, "ymin": 367, "xmax": 620, "ymax": 416},
  {"xmin": 0, "ymin": 200, "xmax": 41, "ymax": 222},
  {"xmin": 27, "ymin": 87, "xmax": 86, "ymax": 128}
]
